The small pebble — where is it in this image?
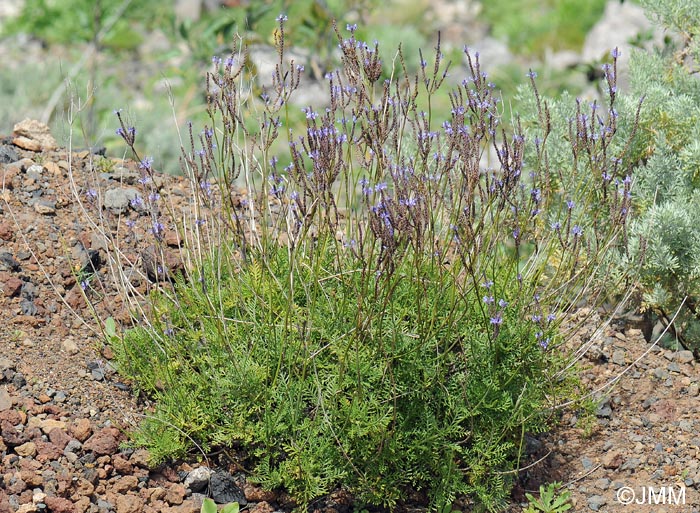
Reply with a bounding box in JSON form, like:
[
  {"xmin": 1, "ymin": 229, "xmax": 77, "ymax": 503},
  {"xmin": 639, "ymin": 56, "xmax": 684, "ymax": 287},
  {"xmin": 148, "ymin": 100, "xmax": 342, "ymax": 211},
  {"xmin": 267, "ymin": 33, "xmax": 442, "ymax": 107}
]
[{"xmin": 587, "ymin": 494, "xmax": 606, "ymax": 511}]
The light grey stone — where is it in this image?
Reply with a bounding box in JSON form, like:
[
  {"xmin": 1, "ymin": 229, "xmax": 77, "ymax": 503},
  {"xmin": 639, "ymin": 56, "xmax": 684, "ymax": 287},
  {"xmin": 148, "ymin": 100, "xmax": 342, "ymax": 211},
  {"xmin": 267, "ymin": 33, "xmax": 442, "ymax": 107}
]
[{"xmin": 104, "ymin": 187, "xmax": 140, "ymax": 214}]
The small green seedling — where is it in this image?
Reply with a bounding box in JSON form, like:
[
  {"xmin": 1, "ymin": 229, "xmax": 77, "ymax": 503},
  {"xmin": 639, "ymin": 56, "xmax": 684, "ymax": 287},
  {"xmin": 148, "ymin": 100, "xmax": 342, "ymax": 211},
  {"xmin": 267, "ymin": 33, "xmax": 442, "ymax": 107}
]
[
  {"xmin": 524, "ymin": 482, "xmax": 572, "ymax": 513},
  {"xmin": 105, "ymin": 317, "xmax": 118, "ymax": 339},
  {"xmin": 201, "ymin": 498, "xmax": 240, "ymax": 513}
]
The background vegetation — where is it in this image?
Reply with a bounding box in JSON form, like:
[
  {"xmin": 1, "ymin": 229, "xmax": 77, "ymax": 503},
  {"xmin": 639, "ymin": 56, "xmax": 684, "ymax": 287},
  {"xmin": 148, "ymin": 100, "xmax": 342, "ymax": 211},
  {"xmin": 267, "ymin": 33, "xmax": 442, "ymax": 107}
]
[{"xmin": 0, "ymin": 0, "xmax": 616, "ymax": 171}]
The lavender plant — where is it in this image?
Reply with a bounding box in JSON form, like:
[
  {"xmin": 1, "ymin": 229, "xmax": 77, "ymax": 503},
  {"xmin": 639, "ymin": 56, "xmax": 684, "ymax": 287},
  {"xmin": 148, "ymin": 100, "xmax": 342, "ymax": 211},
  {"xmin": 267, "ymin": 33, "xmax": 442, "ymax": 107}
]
[{"xmin": 99, "ymin": 19, "xmax": 636, "ymax": 512}]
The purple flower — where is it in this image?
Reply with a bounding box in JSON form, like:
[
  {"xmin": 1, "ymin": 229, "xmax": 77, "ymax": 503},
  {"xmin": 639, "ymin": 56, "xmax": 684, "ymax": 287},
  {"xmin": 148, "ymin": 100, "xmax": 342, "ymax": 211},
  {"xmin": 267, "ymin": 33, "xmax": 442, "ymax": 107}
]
[
  {"xmin": 276, "ymin": 14, "xmax": 288, "ymax": 22},
  {"xmin": 566, "ymin": 199, "xmax": 575, "ymax": 210},
  {"xmin": 572, "ymin": 225, "xmax": 583, "ymax": 237},
  {"xmin": 151, "ymin": 221, "xmax": 165, "ymax": 237},
  {"xmin": 490, "ymin": 314, "xmax": 503, "ymax": 325},
  {"xmin": 130, "ymin": 195, "xmax": 144, "ymax": 208},
  {"xmin": 200, "ymin": 181, "xmax": 212, "ymax": 196},
  {"xmin": 301, "ymin": 108, "xmax": 318, "ymax": 120},
  {"xmin": 148, "ymin": 192, "xmax": 160, "ymax": 203},
  {"xmin": 498, "ymin": 299, "xmax": 508, "ymax": 308},
  {"xmin": 85, "ymin": 189, "xmax": 98, "ymax": 201},
  {"xmin": 483, "ymin": 296, "xmax": 495, "ymax": 305},
  {"xmin": 526, "ymin": 70, "xmax": 537, "ymax": 79},
  {"xmin": 611, "ymin": 47, "xmax": 621, "ymax": 59},
  {"xmin": 482, "ymin": 280, "xmax": 494, "ymax": 290},
  {"xmin": 532, "ymin": 314, "xmax": 542, "ymax": 323}
]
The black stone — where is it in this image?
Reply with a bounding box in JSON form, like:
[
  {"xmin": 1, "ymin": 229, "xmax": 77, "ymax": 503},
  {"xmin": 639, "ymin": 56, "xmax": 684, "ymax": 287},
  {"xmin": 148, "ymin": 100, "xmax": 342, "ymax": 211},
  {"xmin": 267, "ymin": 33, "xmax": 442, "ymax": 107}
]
[
  {"xmin": 0, "ymin": 251, "xmax": 21, "ymax": 272},
  {"xmin": 80, "ymin": 249, "xmax": 103, "ymax": 275},
  {"xmin": 209, "ymin": 471, "xmax": 247, "ymax": 505},
  {"xmin": 20, "ymin": 298, "xmax": 38, "ymax": 316},
  {"xmin": 11, "ymin": 372, "xmax": 26, "ymax": 388},
  {"xmin": 21, "ymin": 280, "xmax": 37, "ymax": 300},
  {"xmin": 0, "ymin": 145, "xmax": 19, "ymax": 164}
]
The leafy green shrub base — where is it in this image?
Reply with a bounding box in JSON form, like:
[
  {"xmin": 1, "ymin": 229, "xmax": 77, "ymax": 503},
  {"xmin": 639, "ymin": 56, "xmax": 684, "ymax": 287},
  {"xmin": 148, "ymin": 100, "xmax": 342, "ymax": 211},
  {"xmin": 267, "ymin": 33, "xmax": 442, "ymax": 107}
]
[{"xmin": 115, "ymin": 237, "xmax": 560, "ymax": 510}]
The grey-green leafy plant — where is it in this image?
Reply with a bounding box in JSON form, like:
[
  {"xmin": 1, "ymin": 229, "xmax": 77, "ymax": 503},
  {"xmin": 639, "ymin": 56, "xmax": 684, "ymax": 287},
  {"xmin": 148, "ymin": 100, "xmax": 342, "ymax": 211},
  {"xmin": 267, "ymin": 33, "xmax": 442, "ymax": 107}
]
[
  {"xmin": 596, "ymin": 0, "xmax": 700, "ymax": 350},
  {"xmin": 513, "ymin": 0, "xmax": 700, "ymax": 350},
  {"xmin": 524, "ymin": 482, "xmax": 572, "ymax": 513},
  {"xmin": 84, "ymin": 15, "xmax": 636, "ymax": 513},
  {"xmin": 613, "ymin": 0, "xmax": 700, "ymax": 349}
]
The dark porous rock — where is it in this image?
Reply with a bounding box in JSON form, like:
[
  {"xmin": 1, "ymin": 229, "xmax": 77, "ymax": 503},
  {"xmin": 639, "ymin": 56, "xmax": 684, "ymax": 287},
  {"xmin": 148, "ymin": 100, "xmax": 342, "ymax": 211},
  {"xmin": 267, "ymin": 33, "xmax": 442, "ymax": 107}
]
[
  {"xmin": 114, "ymin": 494, "xmax": 145, "ymax": 513},
  {"xmin": 0, "ymin": 409, "xmax": 22, "ymax": 424},
  {"xmin": 69, "ymin": 418, "xmax": 92, "ymax": 442},
  {"xmin": 11, "ymin": 372, "xmax": 26, "ymax": 389},
  {"xmin": 0, "ymin": 252, "xmax": 21, "ymax": 272},
  {"xmin": 209, "ymin": 471, "xmax": 247, "ymax": 506},
  {"xmin": 2, "ymin": 275, "xmax": 23, "ymax": 298},
  {"xmin": 19, "ymin": 298, "xmax": 38, "ymax": 316},
  {"xmin": 48, "ymin": 428, "xmax": 73, "ymax": 450},
  {"xmin": 602, "ymin": 450, "xmax": 624, "ymax": 469},
  {"xmin": 249, "ymin": 501, "xmax": 274, "ymax": 513},
  {"xmin": 83, "ymin": 427, "xmax": 122, "ymax": 455},
  {"xmin": 1, "ymin": 419, "xmax": 28, "ymax": 446},
  {"xmin": 0, "ymin": 221, "xmax": 13, "ymax": 241},
  {"xmin": 0, "ymin": 145, "xmax": 19, "ymax": 164},
  {"xmin": 596, "ymin": 397, "xmax": 612, "ymax": 418},
  {"xmin": 0, "ymin": 489, "xmax": 12, "ymax": 513},
  {"xmin": 35, "ymin": 440, "xmax": 64, "ymax": 462},
  {"xmin": 165, "ymin": 483, "xmax": 187, "ymax": 505},
  {"xmin": 112, "ymin": 454, "xmax": 133, "ymax": 475}
]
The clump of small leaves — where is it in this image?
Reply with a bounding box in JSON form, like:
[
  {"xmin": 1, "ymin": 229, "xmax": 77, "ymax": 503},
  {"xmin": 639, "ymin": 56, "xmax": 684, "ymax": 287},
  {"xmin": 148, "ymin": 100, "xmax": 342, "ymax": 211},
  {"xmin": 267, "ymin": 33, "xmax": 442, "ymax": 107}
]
[
  {"xmin": 524, "ymin": 482, "xmax": 572, "ymax": 513},
  {"xmin": 95, "ymin": 16, "xmax": 636, "ymax": 513}
]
